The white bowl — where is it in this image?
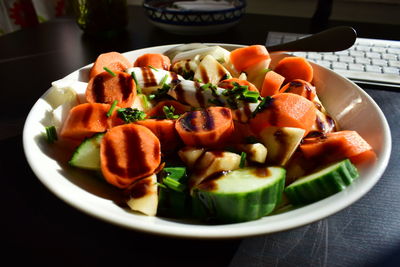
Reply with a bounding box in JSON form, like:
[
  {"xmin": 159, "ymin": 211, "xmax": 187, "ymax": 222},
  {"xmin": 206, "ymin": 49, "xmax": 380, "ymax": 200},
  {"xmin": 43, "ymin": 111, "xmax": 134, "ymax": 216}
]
[{"xmin": 23, "ymin": 44, "xmax": 391, "ymax": 239}]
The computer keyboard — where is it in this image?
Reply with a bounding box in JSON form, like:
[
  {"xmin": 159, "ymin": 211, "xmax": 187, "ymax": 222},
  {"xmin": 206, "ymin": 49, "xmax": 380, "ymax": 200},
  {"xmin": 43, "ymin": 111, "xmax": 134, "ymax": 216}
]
[{"xmin": 266, "ymin": 31, "xmax": 400, "ymax": 86}]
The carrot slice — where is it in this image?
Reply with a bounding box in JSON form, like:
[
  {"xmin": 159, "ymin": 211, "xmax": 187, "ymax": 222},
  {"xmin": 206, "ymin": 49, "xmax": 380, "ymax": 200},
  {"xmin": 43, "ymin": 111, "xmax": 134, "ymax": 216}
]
[
  {"xmin": 100, "ymin": 124, "xmax": 161, "ymax": 188},
  {"xmin": 86, "ymin": 71, "xmax": 136, "ymax": 108},
  {"xmin": 89, "ymin": 52, "xmax": 131, "ymax": 80},
  {"xmin": 279, "ymin": 79, "xmax": 316, "ymax": 101},
  {"xmin": 250, "ymin": 93, "xmax": 316, "ymax": 136},
  {"xmin": 175, "ymin": 106, "xmax": 234, "ymax": 148},
  {"xmin": 218, "ymin": 78, "xmax": 258, "ymax": 92},
  {"xmin": 229, "ymin": 45, "xmax": 270, "ymax": 72},
  {"xmin": 300, "ymin": 130, "xmax": 376, "ymax": 165},
  {"xmin": 60, "ymin": 103, "xmax": 123, "ymax": 140},
  {"xmin": 135, "ymin": 119, "xmax": 181, "ymax": 152},
  {"xmin": 260, "ymin": 70, "xmax": 285, "ymax": 97},
  {"xmin": 146, "ymin": 100, "xmax": 191, "ymax": 118},
  {"xmin": 274, "ymin": 56, "xmax": 314, "ymax": 83},
  {"xmin": 134, "ymin": 53, "xmax": 171, "ymax": 71}
]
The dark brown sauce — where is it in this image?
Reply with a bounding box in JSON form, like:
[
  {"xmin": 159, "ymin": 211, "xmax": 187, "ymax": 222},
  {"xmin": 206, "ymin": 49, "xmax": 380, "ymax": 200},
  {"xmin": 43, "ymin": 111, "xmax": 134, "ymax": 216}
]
[
  {"xmin": 305, "ymin": 84, "xmax": 313, "ymax": 100},
  {"xmin": 220, "ymin": 107, "xmax": 231, "ymax": 119},
  {"xmin": 180, "ymin": 111, "xmax": 198, "ymax": 132},
  {"xmin": 170, "ymin": 72, "xmax": 180, "ymax": 84},
  {"xmin": 314, "ymin": 101, "xmax": 322, "ymax": 111},
  {"xmin": 217, "ymin": 65, "xmax": 227, "ymax": 82},
  {"xmin": 129, "ymin": 178, "xmax": 152, "ymax": 198},
  {"xmin": 174, "ymin": 83, "xmax": 189, "ymax": 105},
  {"xmin": 273, "ymin": 130, "xmax": 288, "ymax": 164},
  {"xmin": 252, "ymin": 167, "xmax": 272, "ymax": 178},
  {"xmin": 202, "ymin": 109, "xmax": 215, "ymax": 130},
  {"xmin": 93, "ymin": 75, "xmax": 105, "ymax": 102},
  {"xmin": 104, "ymin": 138, "xmax": 125, "ymax": 177},
  {"xmin": 197, "ymin": 171, "xmax": 229, "ymax": 191},
  {"xmin": 209, "ymin": 150, "xmax": 225, "ymax": 158},
  {"xmin": 118, "ymin": 73, "xmax": 133, "ymax": 101},
  {"xmin": 142, "ymin": 67, "xmax": 157, "ymax": 87},
  {"xmin": 194, "ymin": 81, "xmax": 205, "ymax": 107},
  {"xmin": 124, "ymin": 127, "xmax": 146, "ymax": 177},
  {"xmin": 185, "ymin": 60, "xmax": 191, "ymax": 71},
  {"xmin": 326, "ymin": 115, "xmax": 337, "ymax": 132},
  {"xmin": 315, "ymin": 115, "xmax": 326, "ymax": 132},
  {"xmin": 242, "ymin": 103, "xmax": 252, "ymax": 120},
  {"xmin": 199, "ymin": 65, "xmax": 209, "ymax": 83}
]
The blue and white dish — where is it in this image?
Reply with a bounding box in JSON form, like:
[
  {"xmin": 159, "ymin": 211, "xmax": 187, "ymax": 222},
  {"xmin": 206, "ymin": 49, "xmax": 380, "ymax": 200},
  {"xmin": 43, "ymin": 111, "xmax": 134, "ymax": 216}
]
[{"xmin": 143, "ymin": 0, "xmax": 246, "ymax": 35}]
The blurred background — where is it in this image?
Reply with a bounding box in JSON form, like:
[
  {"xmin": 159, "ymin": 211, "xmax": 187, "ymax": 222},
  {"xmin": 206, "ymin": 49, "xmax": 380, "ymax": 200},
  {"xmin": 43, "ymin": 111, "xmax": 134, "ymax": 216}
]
[{"xmin": 1, "ymin": 0, "xmax": 399, "ymax": 36}]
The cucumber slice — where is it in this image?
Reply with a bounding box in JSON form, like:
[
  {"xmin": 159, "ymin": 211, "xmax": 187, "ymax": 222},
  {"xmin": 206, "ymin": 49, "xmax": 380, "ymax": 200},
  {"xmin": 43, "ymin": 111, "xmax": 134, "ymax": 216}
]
[
  {"xmin": 68, "ymin": 133, "xmax": 104, "ymax": 170},
  {"xmin": 192, "ymin": 166, "xmax": 286, "ymax": 223},
  {"xmin": 284, "ymin": 159, "xmax": 359, "ymax": 205}
]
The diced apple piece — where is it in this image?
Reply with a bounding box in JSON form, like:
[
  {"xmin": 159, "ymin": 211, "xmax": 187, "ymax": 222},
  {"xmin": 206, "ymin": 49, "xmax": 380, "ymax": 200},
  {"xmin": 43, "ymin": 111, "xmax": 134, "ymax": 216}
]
[
  {"xmin": 245, "ymin": 59, "xmax": 271, "ymax": 90},
  {"xmin": 178, "ymin": 147, "xmax": 206, "ymax": 169},
  {"xmin": 194, "ymin": 55, "xmax": 231, "ymax": 85},
  {"xmin": 236, "ymin": 143, "xmax": 268, "ymax": 164},
  {"xmin": 45, "ymin": 79, "xmax": 87, "ymax": 109},
  {"xmin": 172, "ymin": 46, "xmax": 230, "ymax": 64},
  {"xmin": 189, "ymin": 151, "xmax": 241, "ymax": 190},
  {"xmin": 259, "ymin": 126, "xmax": 305, "ymax": 166},
  {"xmin": 164, "ymin": 43, "xmax": 209, "ymax": 60},
  {"xmin": 171, "ymin": 57, "xmax": 201, "ymax": 79},
  {"xmin": 126, "ymin": 174, "xmax": 158, "ymax": 216}
]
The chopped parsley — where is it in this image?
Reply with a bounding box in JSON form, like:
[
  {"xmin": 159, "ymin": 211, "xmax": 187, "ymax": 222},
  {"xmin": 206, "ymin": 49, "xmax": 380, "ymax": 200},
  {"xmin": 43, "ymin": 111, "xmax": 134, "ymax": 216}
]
[
  {"xmin": 163, "ymin": 105, "xmax": 180, "ymax": 119},
  {"xmin": 130, "ymin": 71, "xmax": 142, "ymax": 94},
  {"xmin": 252, "ymin": 96, "xmax": 274, "ymax": 117},
  {"xmin": 106, "ymin": 100, "xmax": 118, "ymax": 117},
  {"xmin": 117, "ymin": 108, "xmax": 146, "ymax": 123},
  {"xmin": 148, "ymin": 83, "xmax": 171, "ymax": 101},
  {"xmin": 45, "ymin": 126, "xmax": 58, "ymax": 144},
  {"xmin": 239, "ymin": 152, "xmax": 247, "ymax": 168},
  {"xmin": 103, "ymin": 67, "xmax": 116, "ymax": 77}
]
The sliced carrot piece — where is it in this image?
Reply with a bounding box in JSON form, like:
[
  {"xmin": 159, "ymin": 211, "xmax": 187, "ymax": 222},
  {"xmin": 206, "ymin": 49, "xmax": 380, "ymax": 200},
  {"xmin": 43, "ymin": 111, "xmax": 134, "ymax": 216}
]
[
  {"xmin": 135, "ymin": 119, "xmax": 181, "ymax": 153},
  {"xmin": 279, "ymin": 79, "xmax": 316, "ymax": 101},
  {"xmin": 100, "ymin": 124, "xmax": 161, "ymax": 189},
  {"xmin": 274, "ymin": 56, "xmax": 314, "ymax": 83},
  {"xmin": 175, "ymin": 106, "xmax": 234, "ymax": 148},
  {"xmin": 60, "ymin": 103, "xmax": 123, "ymax": 140},
  {"xmin": 86, "ymin": 71, "xmax": 136, "ymax": 108},
  {"xmin": 250, "ymin": 93, "xmax": 316, "ymax": 136},
  {"xmin": 300, "ymin": 130, "xmax": 376, "ymax": 165},
  {"xmin": 260, "ymin": 70, "xmax": 285, "ymax": 97},
  {"xmin": 89, "ymin": 52, "xmax": 131, "ymax": 80},
  {"xmin": 146, "ymin": 100, "xmax": 191, "ymax": 118},
  {"xmin": 229, "ymin": 45, "xmax": 270, "ymax": 72},
  {"xmin": 218, "ymin": 78, "xmax": 259, "ymax": 92},
  {"xmin": 134, "ymin": 53, "xmax": 171, "ymax": 71}
]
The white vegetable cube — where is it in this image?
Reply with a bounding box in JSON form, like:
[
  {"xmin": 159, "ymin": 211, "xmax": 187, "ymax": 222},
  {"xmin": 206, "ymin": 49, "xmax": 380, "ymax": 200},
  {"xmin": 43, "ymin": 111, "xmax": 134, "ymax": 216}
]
[
  {"xmin": 237, "ymin": 143, "xmax": 268, "ymax": 164},
  {"xmin": 126, "ymin": 174, "xmax": 158, "ymax": 216},
  {"xmin": 178, "ymin": 147, "xmax": 206, "ymax": 169},
  {"xmin": 259, "ymin": 126, "xmax": 305, "ymax": 166},
  {"xmin": 45, "ymin": 79, "xmax": 87, "ymax": 109},
  {"xmin": 193, "ymin": 55, "xmax": 231, "ymax": 85}
]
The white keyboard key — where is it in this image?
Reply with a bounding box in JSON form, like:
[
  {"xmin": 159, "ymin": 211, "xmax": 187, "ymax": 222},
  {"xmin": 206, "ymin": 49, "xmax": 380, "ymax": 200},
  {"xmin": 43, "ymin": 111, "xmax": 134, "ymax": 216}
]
[
  {"xmin": 355, "ymin": 57, "xmax": 371, "ymax": 65},
  {"xmin": 388, "ymin": 48, "xmax": 400, "ymax": 54},
  {"xmin": 335, "ymin": 50, "xmax": 349, "ymax": 56},
  {"xmin": 356, "ymin": 45, "xmax": 371, "ymax": 52},
  {"xmin": 349, "ymin": 50, "xmax": 365, "ymax": 57},
  {"xmin": 383, "ymin": 67, "xmax": 399, "ymax": 74},
  {"xmin": 366, "ymin": 52, "xmax": 381, "ymax": 59},
  {"xmin": 339, "ymin": 56, "xmax": 354, "ymax": 63},
  {"xmin": 332, "ymin": 62, "xmax": 348, "ymax": 70},
  {"xmin": 372, "ymin": 47, "xmax": 387, "ymax": 53},
  {"xmin": 382, "ymin": 53, "xmax": 398, "ymax": 60},
  {"xmin": 372, "ymin": 59, "xmax": 388, "ymax": 66},
  {"xmin": 323, "ymin": 54, "xmax": 338, "ymax": 61},
  {"xmin": 389, "ymin": 60, "xmax": 400, "ymax": 68},
  {"xmin": 292, "ymin": 52, "xmax": 307, "ymax": 58},
  {"xmin": 349, "ymin": 63, "xmax": 365, "ymax": 71},
  {"xmin": 307, "ymin": 53, "xmax": 322, "ymax": 60},
  {"xmin": 366, "ymin": 65, "xmax": 382, "ymax": 73}
]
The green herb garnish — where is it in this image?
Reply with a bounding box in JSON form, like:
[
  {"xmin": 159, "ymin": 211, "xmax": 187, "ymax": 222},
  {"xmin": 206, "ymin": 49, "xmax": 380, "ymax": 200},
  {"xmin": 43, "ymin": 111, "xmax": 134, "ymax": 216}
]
[
  {"xmin": 45, "ymin": 126, "xmax": 58, "ymax": 144},
  {"xmin": 131, "ymin": 71, "xmax": 142, "ymax": 94},
  {"xmin": 103, "ymin": 67, "xmax": 116, "ymax": 77},
  {"xmin": 163, "ymin": 105, "xmax": 179, "ymax": 119},
  {"xmin": 252, "ymin": 96, "xmax": 274, "ymax": 117},
  {"xmin": 106, "ymin": 100, "xmax": 118, "ymax": 117},
  {"xmin": 159, "ymin": 74, "xmax": 169, "ymax": 87},
  {"xmin": 148, "ymin": 65, "xmax": 158, "ymax": 71},
  {"xmin": 239, "ymin": 152, "xmax": 247, "ymax": 168},
  {"xmin": 148, "ymin": 83, "xmax": 171, "ymax": 101},
  {"xmin": 117, "ymin": 108, "xmax": 146, "ymax": 123}
]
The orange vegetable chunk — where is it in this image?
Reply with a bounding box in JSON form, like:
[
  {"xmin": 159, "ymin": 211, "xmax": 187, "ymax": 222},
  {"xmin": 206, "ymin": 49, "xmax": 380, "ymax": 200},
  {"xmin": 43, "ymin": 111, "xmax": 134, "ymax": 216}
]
[
  {"xmin": 100, "ymin": 124, "xmax": 161, "ymax": 188},
  {"xmin": 250, "ymin": 93, "xmax": 316, "ymax": 136},
  {"xmin": 60, "ymin": 103, "xmax": 122, "ymax": 141},
  {"xmin": 89, "ymin": 52, "xmax": 131, "ymax": 80},
  {"xmin": 175, "ymin": 106, "xmax": 234, "ymax": 148},
  {"xmin": 134, "ymin": 53, "xmax": 171, "ymax": 71},
  {"xmin": 274, "ymin": 56, "xmax": 314, "ymax": 83},
  {"xmin": 230, "ymin": 45, "xmax": 270, "ymax": 72},
  {"xmin": 260, "ymin": 70, "xmax": 285, "ymax": 97},
  {"xmin": 86, "ymin": 71, "xmax": 136, "ymax": 108},
  {"xmin": 218, "ymin": 78, "xmax": 259, "ymax": 92},
  {"xmin": 279, "ymin": 79, "xmax": 316, "ymax": 101},
  {"xmin": 146, "ymin": 100, "xmax": 190, "ymax": 118}
]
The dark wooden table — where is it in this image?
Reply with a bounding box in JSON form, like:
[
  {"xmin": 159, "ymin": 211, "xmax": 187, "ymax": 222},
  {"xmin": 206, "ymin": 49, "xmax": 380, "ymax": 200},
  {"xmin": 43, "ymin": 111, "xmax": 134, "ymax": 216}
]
[{"xmin": 1, "ymin": 5, "xmax": 399, "ymax": 266}]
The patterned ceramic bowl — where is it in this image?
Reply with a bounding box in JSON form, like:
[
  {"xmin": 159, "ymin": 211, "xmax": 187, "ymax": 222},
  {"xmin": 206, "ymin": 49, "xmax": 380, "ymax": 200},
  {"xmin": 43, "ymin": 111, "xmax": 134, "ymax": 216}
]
[{"xmin": 143, "ymin": 0, "xmax": 246, "ymax": 35}]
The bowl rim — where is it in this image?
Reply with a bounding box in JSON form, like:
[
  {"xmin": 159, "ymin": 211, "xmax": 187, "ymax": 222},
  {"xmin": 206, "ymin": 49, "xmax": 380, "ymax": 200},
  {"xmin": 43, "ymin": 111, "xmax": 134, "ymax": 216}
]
[
  {"xmin": 143, "ymin": 0, "xmax": 246, "ymax": 14},
  {"xmin": 23, "ymin": 43, "xmax": 392, "ymax": 239}
]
